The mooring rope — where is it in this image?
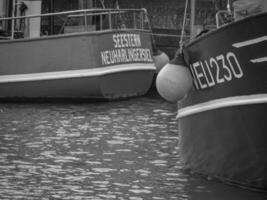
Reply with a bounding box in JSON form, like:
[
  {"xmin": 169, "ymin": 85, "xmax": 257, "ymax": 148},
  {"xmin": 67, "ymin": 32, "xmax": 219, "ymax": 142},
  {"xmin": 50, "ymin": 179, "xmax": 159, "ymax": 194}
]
[{"xmin": 179, "ymin": 0, "xmax": 189, "ymax": 53}]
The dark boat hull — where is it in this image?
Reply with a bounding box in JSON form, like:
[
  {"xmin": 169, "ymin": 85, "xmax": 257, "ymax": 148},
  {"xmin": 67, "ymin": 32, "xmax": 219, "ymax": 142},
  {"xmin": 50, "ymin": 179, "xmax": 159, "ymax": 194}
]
[
  {"xmin": 0, "ymin": 68, "xmax": 155, "ymax": 100},
  {"xmin": 0, "ymin": 30, "xmax": 155, "ymax": 100},
  {"xmin": 178, "ymin": 12, "xmax": 267, "ymax": 190}
]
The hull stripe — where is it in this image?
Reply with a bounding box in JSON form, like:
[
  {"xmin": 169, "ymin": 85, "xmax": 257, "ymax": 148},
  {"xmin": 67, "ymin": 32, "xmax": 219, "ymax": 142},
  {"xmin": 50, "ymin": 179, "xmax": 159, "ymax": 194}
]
[
  {"xmin": 232, "ymin": 35, "xmax": 267, "ymax": 48},
  {"xmin": 0, "ymin": 63, "xmax": 156, "ymax": 83},
  {"xmin": 250, "ymin": 57, "xmax": 267, "ymax": 63},
  {"xmin": 176, "ymin": 94, "xmax": 267, "ymax": 119}
]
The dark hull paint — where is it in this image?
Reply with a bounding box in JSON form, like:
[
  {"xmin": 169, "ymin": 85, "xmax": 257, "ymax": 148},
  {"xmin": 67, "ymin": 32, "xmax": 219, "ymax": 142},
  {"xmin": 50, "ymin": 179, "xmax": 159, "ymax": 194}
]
[
  {"xmin": 178, "ymin": 12, "xmax": 267, "ymax": 190},
  {"xmin": 0, "ymin": 30, "xmax": 155, "ymax": 100},
  {"xmin": 179, "ymin": 103, "xmax": 267, "ymax": 190}
]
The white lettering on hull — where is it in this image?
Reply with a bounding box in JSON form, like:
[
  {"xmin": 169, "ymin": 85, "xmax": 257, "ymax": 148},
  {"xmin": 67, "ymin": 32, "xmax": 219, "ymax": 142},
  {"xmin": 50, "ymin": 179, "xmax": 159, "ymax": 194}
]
[
  {"xmin": 100, "ymin": 33, "xmax": 153, "ymax": 65},
  {"xmin": 101, "ymin": 33, "xmax": 153, "ymax": 66},
  {"xmin": 101, "ymin": 48, "xmax": 153, "ymax": 65},
  {"xmin": 113, "ymin": 33, "xmax": 142, "ymax": 48},
  {"xmin": 190, "ymin": 52, "xmax": 243, "ymax": 89}
]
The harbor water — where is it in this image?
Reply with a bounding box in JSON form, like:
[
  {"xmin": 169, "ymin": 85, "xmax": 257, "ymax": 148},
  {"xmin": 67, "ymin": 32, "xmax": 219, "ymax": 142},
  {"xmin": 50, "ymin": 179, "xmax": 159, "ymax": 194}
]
[{"xmin": 0, "ymin": 92, "xmax": 266, "ymax": 200}]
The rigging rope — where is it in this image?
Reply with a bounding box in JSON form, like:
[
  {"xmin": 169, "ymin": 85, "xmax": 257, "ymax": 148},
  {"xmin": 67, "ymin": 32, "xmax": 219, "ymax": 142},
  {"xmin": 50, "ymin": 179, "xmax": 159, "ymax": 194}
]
[{"xmin": 179, "ymin": 0, "xmax": 189, "ymax": 53}]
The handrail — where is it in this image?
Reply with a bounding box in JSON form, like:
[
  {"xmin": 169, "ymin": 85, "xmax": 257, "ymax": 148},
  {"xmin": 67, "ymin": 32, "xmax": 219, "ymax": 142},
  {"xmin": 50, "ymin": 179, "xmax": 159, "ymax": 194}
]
[
  {"xmin": 0, "ymin": 8, "xmax": 145, "ymax": 21},
  {"xmin": 216, "ymin": 10, "xmax": 234, "ymax": 28},
  {"xmin": 67, "ymin": 11, "xmax": 126, "ymax": 18},
  {"xmin": 0, "ymin": 8, "xmax": 149, "ymax": 40}
]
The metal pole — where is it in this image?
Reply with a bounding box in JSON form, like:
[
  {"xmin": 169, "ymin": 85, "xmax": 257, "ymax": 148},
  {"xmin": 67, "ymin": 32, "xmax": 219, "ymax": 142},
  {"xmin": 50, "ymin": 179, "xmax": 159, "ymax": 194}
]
[
  {"xmin": 84, "ymin": 10, "xmax": 88, "ymax": 31},
  {"xmin": 109, "ymin": 11, "xmax": 112, "ymax": 29},
  {"xmin": 190, "ymin": 0, "xmax": 195, "ymax": 39},
  {"xmin": 100, "ymin": 13, "xmax": 102, "ymax": 30},
  {"xmin": 11, "ymin": 0, "xmax": 16, "ymax": 39},
  {"xmin": 50, "ymin": 0, "xmax": 54, "ymax": 35},
  {"xmin": 133, "ymin": 11, "xmax": 136, "ymax": 29}
]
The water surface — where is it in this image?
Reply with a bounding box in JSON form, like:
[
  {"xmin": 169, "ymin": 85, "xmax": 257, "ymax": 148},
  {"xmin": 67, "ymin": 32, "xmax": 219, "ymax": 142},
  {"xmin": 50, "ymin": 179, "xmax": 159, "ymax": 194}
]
[{"xmin": 0, "ymin": 93, "xmax": 266, "ymax": 199}]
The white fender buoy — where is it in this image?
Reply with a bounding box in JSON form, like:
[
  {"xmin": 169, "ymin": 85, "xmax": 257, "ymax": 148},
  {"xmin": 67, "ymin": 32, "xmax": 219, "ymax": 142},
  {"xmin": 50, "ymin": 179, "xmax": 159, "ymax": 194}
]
[
  {"xmin": 153, "ymin": 50, "xmax": 170, "ymax": 73},
  {"xmin": 156, "ymin": 63, "xmax": 193, "ymax": 102}
]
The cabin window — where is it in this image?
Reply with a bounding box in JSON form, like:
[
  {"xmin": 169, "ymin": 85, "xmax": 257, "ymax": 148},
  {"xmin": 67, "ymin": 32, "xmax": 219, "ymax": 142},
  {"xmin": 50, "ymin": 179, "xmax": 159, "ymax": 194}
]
[
  {"xmin": 41, "ymin": 0, "xmax": 94, "ymax": 35},
  {"xmin": 189, "ymin": 0, "xmax": 217, "ymax": 38}
]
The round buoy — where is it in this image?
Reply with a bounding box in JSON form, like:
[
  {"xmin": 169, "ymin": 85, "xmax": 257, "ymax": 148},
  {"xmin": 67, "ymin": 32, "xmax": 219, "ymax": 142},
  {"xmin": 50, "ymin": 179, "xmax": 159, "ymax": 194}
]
[
  {"xmin": 156, "ymin": 63, "xmax": 193, "ymax": 102},
  {"xmin": 153, "ymin": 50, "xmax": 170, "ymax": 73}
]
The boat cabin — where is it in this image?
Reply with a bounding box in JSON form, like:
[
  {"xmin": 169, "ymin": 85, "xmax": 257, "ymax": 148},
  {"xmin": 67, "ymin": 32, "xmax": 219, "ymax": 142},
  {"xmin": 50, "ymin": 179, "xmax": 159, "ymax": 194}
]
[
  {"xmin": 0, "ymin": 0, "xmax": 150, "ymax": 40},
  {"xmin": 189, "ymin": 0, "xmax": 267, "ymax": 39}
]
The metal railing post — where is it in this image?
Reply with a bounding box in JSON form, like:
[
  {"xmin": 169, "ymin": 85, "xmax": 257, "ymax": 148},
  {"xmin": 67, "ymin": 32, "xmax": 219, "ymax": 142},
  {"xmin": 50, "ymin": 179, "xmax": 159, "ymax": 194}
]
[
  {"xmin": 140, "ymin": 11, "xmax": 143, "ymax": 30},
  {"xmin": 133, "ymin": 11, "xmax": 136, "ymax": 29},
  {"xmin": 11, "ymin": 0, "xmax": 16, "ymax": 39},
  {"xmin": 0, "ymin": 8, "xmax": 148, "ymax": 39},
  {"xmin": 84, "ymin": 10, "xmax": 88, "ymax": 31},
  {"xmin": 109, "ymin": 11, "xmax": 112, "ymax": 29}
]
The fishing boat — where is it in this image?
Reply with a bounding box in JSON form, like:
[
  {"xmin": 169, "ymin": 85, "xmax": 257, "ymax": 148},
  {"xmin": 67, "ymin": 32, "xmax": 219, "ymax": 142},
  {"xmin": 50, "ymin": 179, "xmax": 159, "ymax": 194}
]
[
  {"xmin": 157, "ymin": 0, "xmax": 267, "ymax": 191},
  {"xmin": 0, "ymin": 1, "xmax": 155, "ymax": 100}
]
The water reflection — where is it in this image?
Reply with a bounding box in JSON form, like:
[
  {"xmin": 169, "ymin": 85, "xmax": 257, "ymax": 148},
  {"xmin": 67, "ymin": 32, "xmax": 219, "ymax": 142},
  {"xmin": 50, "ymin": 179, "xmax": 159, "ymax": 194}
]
[{"xmin": 0, "ymin": 92, "xmax": 266, "ymax": 200}]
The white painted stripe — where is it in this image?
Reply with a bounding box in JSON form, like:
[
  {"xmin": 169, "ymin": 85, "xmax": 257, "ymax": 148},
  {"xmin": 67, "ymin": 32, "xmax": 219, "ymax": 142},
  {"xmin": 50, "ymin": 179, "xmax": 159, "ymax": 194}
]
[
  {"xmin": 176, "ymin": 94, "xmax": 267, "ymax": 119},
  {"xmin": 250, "ymin": 57, "xmax": 267, "ymax": 63},
  {"xmin": 0, "ymin": 63, "xmax": 156, "ymax": 83},
  {"xmin": 232, "ymin": 35, "xmax": 267, "ymax": 48}
]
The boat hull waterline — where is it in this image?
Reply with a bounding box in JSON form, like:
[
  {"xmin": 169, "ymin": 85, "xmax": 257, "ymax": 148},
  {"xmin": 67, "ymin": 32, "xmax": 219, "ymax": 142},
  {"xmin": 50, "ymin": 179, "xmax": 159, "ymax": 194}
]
[
  {"xmin": 178, "ymin": 12, "xmax": 267, "ymax": 191},
  {"xmin": 0, "ymin": 30, "xmax": 156, "ymax": 100}
]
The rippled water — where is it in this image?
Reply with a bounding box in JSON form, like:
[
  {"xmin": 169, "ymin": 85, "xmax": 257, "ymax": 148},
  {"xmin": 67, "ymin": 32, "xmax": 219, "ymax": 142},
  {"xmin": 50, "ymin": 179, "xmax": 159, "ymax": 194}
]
[{"xmin": 0, "ymin": 92, "xmax": 266, "ymax": 200}]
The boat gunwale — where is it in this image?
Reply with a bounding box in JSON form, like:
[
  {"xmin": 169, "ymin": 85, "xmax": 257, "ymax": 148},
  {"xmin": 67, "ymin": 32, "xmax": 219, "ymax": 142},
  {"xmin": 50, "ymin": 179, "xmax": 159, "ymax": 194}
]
[
  {"xmin": 0, "ymin": 28, "xmax": 152, "ymax": 44},
  {"xmin": 176, "ymin": 94, "xmax": 267, "ymax": 119}
]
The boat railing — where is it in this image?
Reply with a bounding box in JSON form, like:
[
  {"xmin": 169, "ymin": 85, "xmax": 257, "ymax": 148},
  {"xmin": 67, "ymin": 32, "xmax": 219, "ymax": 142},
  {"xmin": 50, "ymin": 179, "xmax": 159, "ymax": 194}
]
[
  {"xmin": 0, "ymin": 8, "xmax": 151, "ymax": 40},
  {"xmin": 215, "ymin": 10, "xmax": 234, "ymax": 28}
]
